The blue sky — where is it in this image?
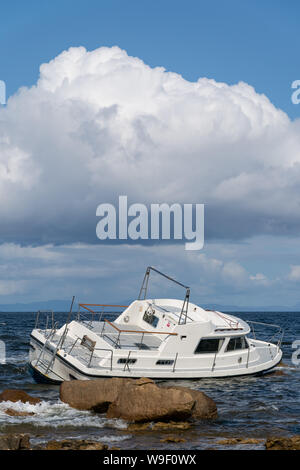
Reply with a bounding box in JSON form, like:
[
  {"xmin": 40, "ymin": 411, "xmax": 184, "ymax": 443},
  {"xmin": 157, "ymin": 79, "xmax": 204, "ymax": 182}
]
[
  {"xmin": 1, "ymin": 1, "xmax": 300, "ymax": 308},
  {"xmin": 2, "ymin": 0, "xmax": 300, "ymax": 118}
]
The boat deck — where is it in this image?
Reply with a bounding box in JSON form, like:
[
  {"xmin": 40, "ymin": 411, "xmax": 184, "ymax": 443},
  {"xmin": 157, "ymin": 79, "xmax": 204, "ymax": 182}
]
[{"xmin": 82, "ymin": 320, "xmax": 163, "ymax": 350}]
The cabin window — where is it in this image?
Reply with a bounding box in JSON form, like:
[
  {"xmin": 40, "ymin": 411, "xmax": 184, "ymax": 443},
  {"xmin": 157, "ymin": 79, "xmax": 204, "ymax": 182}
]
[
  {"xmin": 194, "ymin": 338, "xmax": 224, "ymax": 354},
  {"xmin": 226, "ymin": 336, "xmax": 248, "ymax": 352},
  {"xmin": 156, "ymin": 359, "xmax": 174, "ymax": 365},
  {"xmin": 117, "ymin": 358, "xmax": 137, "ymax": 364}
]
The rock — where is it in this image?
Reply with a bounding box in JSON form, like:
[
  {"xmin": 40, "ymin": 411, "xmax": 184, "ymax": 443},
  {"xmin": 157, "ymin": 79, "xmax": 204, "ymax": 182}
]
[
  {"xmin": 60, "ymin": 377, "xmax": 217, "ymax": 423},
  {"xmin": 0, "ymin": 389, "xmax": 41, "ymax": 405},
  {"xmin": 106, "ymin": 380, "xmax": 195, "ymax": 422},
  {"xmin": 152, "ymin": 421, "xmax": 191, "ymax": 431},
  {"xmin": 0, "ymin": 434, "xmax": 30, "ymax": 450},
  {"xmin": 267, "ymin": 370, "xmax": 286, "ymax": 377},
  {"xmin": 265, "ymin": 436, "xmax": 300, "ymax": 450},
  {"xmin": 4, "ymin": 408, "xmax": 35, "ymax": 417},
  {"xmin": 46, "ymin": 439, "xmax": 108, "ymax": 450},
  {"xmin": 217, "ymin": 438, "xmax": 263, "ymax": 445},
  {"xmin": 127, "ymin": 422, "xmax": 152, "ymax": 432},
  {"xmin": 160, "ymin": 436, "xmax": 186, "ymax": 443},
  {"xmin": 127, "ymin": 421, "xmax": 191, "ymax": 432},
  {"xmin": 276, "ymin": 361, "xmax": 288, "ymax": 368},
  {"xmin": 60, "ymin": 377, "xmax": 135, "ymax": 412},
  {"xmin": 168, "ymin": 386, "xmax": 218, "ymax": 419},
  {"xmin": 135, "ymin": 378, "xmax": 154, "ymax": 386}
]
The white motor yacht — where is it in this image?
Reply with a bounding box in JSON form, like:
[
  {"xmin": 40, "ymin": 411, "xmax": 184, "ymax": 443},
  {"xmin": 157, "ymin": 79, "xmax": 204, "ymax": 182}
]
[{"xmin": 29, "ymin": 267, "xmax": 283, "ymax": 383}]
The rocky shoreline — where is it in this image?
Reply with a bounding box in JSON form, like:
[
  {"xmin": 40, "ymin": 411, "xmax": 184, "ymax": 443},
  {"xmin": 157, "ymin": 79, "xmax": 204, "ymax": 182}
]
[
  {"xmin": 1, "ymin": 432, "xmax": 300, "ymax": 451},
  {"xmin": 0, "ymin": 378, "xmax": 299, "ymax": 451}
]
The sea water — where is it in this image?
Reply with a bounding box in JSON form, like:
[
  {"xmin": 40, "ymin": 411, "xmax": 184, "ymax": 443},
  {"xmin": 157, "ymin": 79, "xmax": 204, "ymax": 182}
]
[{"xmin": 0, "ymin": 311, "xmax": 299, "ymax": 450}]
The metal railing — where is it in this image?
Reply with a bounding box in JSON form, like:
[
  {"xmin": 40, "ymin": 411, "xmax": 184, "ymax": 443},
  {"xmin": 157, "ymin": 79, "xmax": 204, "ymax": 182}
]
[
  {"xmin": 64, "ymin": 334, "xmax": 114, "ymax": 370},
  {"xmin": 88, "ymin": 347, "xmax": 113, "ymax": 370},
  {"xmin": 35, "ymin": 310, "xmax": 55, "ymax": 331},
  {"xmin": 247, "ymin": 320, "xmax": 284, "ymax": 347},
  {"xmin": 100, "ymin": 318, "xmax": 177, "ymax": 349},
  {"xmin": 76, "ymin": 304, "xmax": 127, "ymax": 330},
  {"xmin": 34, "ymin": 321, "xmax": 59, "ymax": 371},
  {"xmin": 60, "ymin": 331, "xmax": 181, "ymax": 372}
]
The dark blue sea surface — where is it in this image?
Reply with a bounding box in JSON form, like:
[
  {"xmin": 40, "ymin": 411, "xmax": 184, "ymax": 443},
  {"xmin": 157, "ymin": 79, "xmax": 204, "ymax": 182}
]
[{"xmin": 0, "ymin": 311, "xmax": 299, "ymax": 449}]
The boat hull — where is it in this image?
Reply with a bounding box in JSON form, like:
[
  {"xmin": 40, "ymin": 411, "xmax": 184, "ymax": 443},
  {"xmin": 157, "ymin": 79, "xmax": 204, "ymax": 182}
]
[{"xmin": 29, "ymin": 334, "xmax": 283, "ymax": 384}]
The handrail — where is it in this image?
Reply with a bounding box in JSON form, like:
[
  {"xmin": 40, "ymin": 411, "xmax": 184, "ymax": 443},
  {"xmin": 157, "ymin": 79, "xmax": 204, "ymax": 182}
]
[
  {"xmin": 247, "ymin": 320, "xmax": 282, "ymax": 330},
  {"xmin": 45, "ymin": 321, "xmax": 59, "ymax": 340},
  {"xmin": 123, "ymin": 350, "xmax": 132, "ymax": 372},
  {"xmin": 35, "ymin": 310, "xmax": 55, "ymax": 330},
  {"xmin": 158, "ymin": 304, "xmax": 194, "ymax": 323},
  {"xmin": 247, "ymin": 320, "xmax": 284, "ymax": 347},
  {"xmin": 246, "ymin": 346, "xmax": 250, "ymax": 368},
  {"xmin": 77, "ymin": 303, "xmax": 127, "ymax": 329},
  {"xmin": 211, "ymin": 351, "xmax": 217, "ymax": 371},
  {"xmin": 88, "ymin": 347, "xmax": 113, "ymax": 370},
  {"xmin": 80, "ymin": 303, "xmax": 129, "ymax": 308},
  {"xmin": 173, "ymin": 352, "xmax": 178, "ymax": 372},
  {"xmin": 104, "ymin": 318, "xmax": 178, "ymax": 336},
  {"xmin": 35, "ymin": 320, "xmax": 58, "ymax": 370}
]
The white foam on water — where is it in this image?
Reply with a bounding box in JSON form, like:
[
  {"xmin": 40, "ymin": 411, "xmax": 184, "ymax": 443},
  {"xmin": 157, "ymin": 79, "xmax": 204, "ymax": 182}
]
[
  {"xmin": 33, "ymin": 433, "xmax": 131, "ymax": 445},
  {"xmin": 96, "ymin": 434, "xmax": 131, "ymax": 443},
  {"xmin": 0, "ymin": 400, "xmax": 128, "ymax": 430},
  {"xmin": 254, "ymin": 404, "xmax": 279, "ymax": 412}
]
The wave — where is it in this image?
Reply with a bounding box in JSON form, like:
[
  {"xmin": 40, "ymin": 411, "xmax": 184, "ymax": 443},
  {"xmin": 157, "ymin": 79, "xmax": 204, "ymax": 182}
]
[{"xmin": 0, "ymin": 400, "xmax": 128, "ymax": 430}]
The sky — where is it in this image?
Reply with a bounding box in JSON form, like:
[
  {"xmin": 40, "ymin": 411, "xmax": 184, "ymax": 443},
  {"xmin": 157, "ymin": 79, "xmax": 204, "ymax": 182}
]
[{"xmin": 1, "ymin": 0, "xmax": 300, "ymax": 308}]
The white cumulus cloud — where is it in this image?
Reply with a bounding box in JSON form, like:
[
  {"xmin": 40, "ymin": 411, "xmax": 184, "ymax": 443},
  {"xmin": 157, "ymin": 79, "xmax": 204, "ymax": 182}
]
[{"xmin": 0, "ymin": 45, "xmax": 300, "ymax": 244}]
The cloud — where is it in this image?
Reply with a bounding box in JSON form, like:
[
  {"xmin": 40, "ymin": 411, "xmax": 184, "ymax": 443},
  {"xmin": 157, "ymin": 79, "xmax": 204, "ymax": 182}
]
[
  {"xmin": 0, "ymin": 242, "xmax": 256, "ymax": 302},
  {"xmin": 1, "ymin": 45, "xmax": 300, "ymax": 246},
  {"xmin": 249, "ymin": 272, "xmax": 270, "ymax": 286},
  {"xmin": 190, "ymin": 252, "xmax": 269, "ymax": 288},
  {"xmin": 0, "ymin": 237, "xmax": 299, "ymax": 307},
  {"xmin": 288, "ymin": 265, "xmax": 300, "ymax": 281},
  {"xmin": 0, "ymin": 279, "xmax": 29, "ymax": 296}
]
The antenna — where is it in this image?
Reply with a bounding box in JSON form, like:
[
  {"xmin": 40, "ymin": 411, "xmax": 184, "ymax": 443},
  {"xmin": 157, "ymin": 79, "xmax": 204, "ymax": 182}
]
[{"xmin": 138, "ymin": 267, "xmax": 151, "ymax": 300}]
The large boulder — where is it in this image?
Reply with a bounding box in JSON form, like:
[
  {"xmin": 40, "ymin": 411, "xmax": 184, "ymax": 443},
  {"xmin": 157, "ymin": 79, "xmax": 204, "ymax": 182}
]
[
  {"xmin": 106, "ymin": 379, "xmax": 195, "ymax": 422},
  {"xmin": 168, "ymin": 386, "xmax": 218, "ymax": 420},
  {"xmin": 60, "ymin": 377, "xmax": 134, "ymax": 412},
  {"xmin": 106, "ymin": 378, "xmax": 217, "ymax": 422},
  {"xmin": 0, "ymin": 389, "xmax": 40, "ymax": 405},
  {"xmin": 265, "ymin": 436, "xmax": 300, "ymax": 450},
  {"xmin": 60, "ymin": 377, "xmax": 217, "ymax": 423}
]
